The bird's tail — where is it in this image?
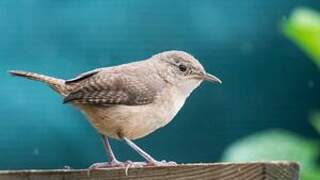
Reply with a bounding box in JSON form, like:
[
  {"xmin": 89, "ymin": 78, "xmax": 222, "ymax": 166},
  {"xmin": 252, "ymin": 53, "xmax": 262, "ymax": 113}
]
[{"xmin": 9, "ymin": 70, "xmax": 69, "ymax": 96}]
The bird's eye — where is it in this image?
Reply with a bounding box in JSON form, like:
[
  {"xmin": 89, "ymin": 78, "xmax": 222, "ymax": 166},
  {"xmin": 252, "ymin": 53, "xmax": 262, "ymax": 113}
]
[{"xmin": 178, "ymin": 64, "xmax": 187, "ymax": 72}]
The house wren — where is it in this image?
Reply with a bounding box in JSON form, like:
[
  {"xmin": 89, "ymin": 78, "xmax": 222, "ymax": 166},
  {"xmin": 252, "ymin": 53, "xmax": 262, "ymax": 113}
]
[{"xmin": 9, "ymin": 50, "xmax": 221, "ymax": 169}]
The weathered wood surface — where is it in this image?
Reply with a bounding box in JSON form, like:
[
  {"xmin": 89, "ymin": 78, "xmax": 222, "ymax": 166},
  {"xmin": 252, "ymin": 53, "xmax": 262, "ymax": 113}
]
[{"xmin": 0, "ymin": 161, "xmax": 299, "ymax": 180}]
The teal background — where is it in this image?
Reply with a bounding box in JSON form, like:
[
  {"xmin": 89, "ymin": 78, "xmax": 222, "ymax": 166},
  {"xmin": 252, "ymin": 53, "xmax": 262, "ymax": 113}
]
[{"xmin": 0, "ymin": 0, "xmax": 320, "ymax": 169}]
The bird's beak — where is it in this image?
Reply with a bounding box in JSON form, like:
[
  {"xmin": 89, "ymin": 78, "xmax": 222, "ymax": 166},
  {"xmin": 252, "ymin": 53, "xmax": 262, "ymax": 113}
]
[{"xmin": 204, "ymin": 73, "xmax": 222, "ymax": 84}]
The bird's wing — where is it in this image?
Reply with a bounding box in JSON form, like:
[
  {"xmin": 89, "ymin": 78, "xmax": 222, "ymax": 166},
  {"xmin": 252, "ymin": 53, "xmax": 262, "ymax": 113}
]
[
  {"xmin": 63, "ymin": 72, "xmax": 161, "ymax": 106},
  {"xmin": 65, "ymin": 68, "xmax": 103, "ymax": 84}
]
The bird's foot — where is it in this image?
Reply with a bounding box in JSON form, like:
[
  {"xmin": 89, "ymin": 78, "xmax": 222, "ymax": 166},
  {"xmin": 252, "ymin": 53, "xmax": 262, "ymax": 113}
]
[
  {"xmin": 87, "ymin": 160, "xmax": 148, "ymax": 176},
  {"xmin": 87, "ymin": 160, "xmax": 177, "ymax": 176},
  {"xmin": 121, "ymin": 161, "xmax": 146, "ymax": 176},
  {"xmin": 119, "ymin": 161, "xmax": 177, "ymax": 176},
  {"xmin": 87, "ymin": 160, "xmax": 124, "ymax": 176},
  {"xmin": 123, "ymin": 161, "xmax": 147, "ymax": 167},
  {"xmin": 146, "ymin": 160, "xmax": 178, "ymax": 167},
  {"xmin": 89, "ymin": 160, "xmax": 124, "ymax": 169}
]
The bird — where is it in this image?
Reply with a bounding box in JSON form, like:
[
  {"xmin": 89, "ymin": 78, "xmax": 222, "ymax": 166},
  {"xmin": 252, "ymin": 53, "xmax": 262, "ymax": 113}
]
[{"xmin": 9, "ymin": 50, "xmax": 222, "ymax": 169}]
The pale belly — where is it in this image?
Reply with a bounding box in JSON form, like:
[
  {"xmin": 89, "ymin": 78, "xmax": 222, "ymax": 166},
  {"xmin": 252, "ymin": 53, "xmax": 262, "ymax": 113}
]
[{"xmin": 77, "ymin": 88, "xmax": 187, "ymax": 140}]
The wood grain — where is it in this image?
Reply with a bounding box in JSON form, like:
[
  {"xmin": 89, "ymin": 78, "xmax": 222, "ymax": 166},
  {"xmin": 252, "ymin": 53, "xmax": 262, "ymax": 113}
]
[{"xmin": 0, "ymin": 161, "xmax": 299, "ymax": 180}]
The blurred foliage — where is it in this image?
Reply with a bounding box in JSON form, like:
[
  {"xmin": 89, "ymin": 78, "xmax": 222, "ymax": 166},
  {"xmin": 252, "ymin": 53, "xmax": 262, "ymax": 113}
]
[
  {"xmin": 282, "ymin": 7, "xmax": 320, "ymax": 67},
  {"xmin": 311, "ymin": 113, "xmax": 320, "ymax": 134},
  {"xmin": 222, "ymin": 130, "xmax": 320, "ymax": 180},
  {"xmin": 223, "ymin": 7, "xmax": 320, "ymax": 180}
]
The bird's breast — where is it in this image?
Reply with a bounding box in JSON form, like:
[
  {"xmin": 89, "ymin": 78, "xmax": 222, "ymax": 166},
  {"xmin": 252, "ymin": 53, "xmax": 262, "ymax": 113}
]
[
  {"xmin": 79, "ymin": 86, "xmax": 188, "ymax": 140},
  {"xmin": 152, "ymin": 87, "xmax": 187, "ymax": 127}
]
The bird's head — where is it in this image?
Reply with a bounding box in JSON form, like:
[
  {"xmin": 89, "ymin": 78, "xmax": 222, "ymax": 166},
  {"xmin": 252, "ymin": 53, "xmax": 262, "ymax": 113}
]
[{"xmin": 153, "ymin": 50, "xmax": 222, "ymax": 95}]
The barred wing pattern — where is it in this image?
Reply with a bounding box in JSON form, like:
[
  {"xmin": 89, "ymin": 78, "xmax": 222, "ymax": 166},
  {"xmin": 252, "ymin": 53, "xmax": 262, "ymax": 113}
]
[{"xmin": 63, "ymin": 72, "xmax": 159, "ymax": 106}]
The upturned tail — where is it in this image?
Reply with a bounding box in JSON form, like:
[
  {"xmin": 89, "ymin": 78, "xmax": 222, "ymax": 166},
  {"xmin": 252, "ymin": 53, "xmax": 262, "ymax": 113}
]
[{"xmin": 9, "ymin": 70, "xmax": 69, "ymax": 96}]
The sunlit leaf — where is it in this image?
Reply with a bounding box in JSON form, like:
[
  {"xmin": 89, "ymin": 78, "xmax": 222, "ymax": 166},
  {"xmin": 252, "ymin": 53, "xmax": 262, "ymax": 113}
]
[
  {"xmin": 310, "ymin": 112, "xmax": 320, "ymax": 134},
  {"xmin": 282, "ymin": 7, "xmax": 320, "ymax": 67},
  {"xmin": 303, "ymin": 170, "xmax": 320, "ymax": 180},
  {"xmin": 222, "ymin": 130, "xmax": 320, "ymax": 180}
]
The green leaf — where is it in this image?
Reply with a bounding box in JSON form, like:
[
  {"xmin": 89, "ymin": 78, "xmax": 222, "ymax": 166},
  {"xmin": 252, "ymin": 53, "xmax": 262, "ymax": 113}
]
[
  {"xmin": 303, "ymin": 170, "xmax": 320, "ymax": 180},
  {"xmin": 282, "ymin": 7, "xmax": 320, "ymax": 67},
  {"xmin": 222, "ymin": 130, "xmax": 320, "ymax": 180},
  {"xmin": 310, "ymin": 112, "xmax": 320, "ymax": 134}
]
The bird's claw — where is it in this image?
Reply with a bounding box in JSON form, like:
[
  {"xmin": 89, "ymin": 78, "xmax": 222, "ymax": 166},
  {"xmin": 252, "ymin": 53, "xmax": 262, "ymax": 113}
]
[
  {"xmin": 147, "ymin": 160, "xmax": 178, "ymax": 167},
  {"xmin": 121, "ymin": 160, "xmax": 177, "ymax": 176},
  {"xmin": 87, "ymin": 161, "xmax": 148, "ymax": 176},
  {"xmin": 89, "ymin": 160, "xmax": 124, "ymax": 169},
  {"xmin": 87, "ymin": 160, "xmax": 125, "ymax": 176},
  {"xmin": 87, "ymin": 160, "xmax": 177, "ymax": 176}
]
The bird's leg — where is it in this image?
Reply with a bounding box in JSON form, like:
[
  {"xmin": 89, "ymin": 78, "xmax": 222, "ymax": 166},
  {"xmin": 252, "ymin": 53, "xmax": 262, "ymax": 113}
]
[
  {"xmin": 123, "ymin": 137, "xmax": 177, "ymax": 166},
  {"xmin": 89, "ymin": 135, "xmax": 123, "ymax": 169},
  {"xmin": 102, "ymin": 135, "xmax": 121, "ymax": 165}
]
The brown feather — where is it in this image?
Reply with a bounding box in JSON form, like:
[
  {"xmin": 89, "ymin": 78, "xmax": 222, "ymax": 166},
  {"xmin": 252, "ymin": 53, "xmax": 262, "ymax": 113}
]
[
  {"xmin": 65, "ymin": 68, "xmax": 103, "ymax": 84},
  {"xmin": 63, "ymin": 71, "xmax": 161, "ymax": 106}
]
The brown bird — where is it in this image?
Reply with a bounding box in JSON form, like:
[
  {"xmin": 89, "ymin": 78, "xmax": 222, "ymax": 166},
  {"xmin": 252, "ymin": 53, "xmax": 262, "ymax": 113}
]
[{"xmin": 9, "ymin": 50, "xmax": 221, "ymax": 169}]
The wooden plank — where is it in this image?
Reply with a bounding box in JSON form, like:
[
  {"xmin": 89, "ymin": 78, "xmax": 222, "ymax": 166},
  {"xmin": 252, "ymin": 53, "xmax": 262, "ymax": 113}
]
[{"xmin": 0, "ymin": 161, "xmax": 299, "ymax": 180}]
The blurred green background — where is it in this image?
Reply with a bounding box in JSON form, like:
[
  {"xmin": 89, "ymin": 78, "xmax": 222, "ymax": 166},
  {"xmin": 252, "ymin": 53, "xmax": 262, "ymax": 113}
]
[
  {"xmin": 223, "ymin": 7, "xmax": 320, "ymax": 179},
  {"xmin": 0, "ymin": 0, "xmax": 319, "ymax": 174}
]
